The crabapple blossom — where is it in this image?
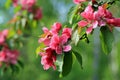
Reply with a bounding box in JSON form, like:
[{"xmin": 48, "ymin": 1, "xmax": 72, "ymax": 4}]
[
  {"xmin": 38, "ymin": 22, "xmax": 72, "ymax": 70},
  {"xmin": 0, "ymin": 29, "xmax": 8, "ymax": 45},
  {"xmin": 20, "ymin": 0, "xmax": 36, "ymax": 9},
  {"xmin": 33, "ymin": 8, "xmax": 42, "ymax": 20},
  {"xmin": 0, "ymin": 47, "xmax": 19, "ymax": 66},
  {"xmin": 40, "ymin": 47, "xmax": 56, "ymax": 70},
  {"xmin": 12, "ymin": 0, "xmax": 18, "ymax": 7},
  {"xmin": 78, "ymin": 4, "xmax": 120, "ymax": 34}
]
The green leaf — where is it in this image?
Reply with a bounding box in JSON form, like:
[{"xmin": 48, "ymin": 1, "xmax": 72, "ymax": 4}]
[
  {"xmin": 32, "ymin": 20, "xmax": 37, "ymax": 28},
  {"xmin": 21, "ymin": 18, "xmax": 27, "ymax": 28},
  {"xmin": 67, "ymin": 5, "xmax": 79, "ymax": 24},
  {"xmin": 10, "ymin": 64, "xmax": 20, "ymax": 74},
  {"xmin": 72, "ymin": 50, "xmax": 83, "ymax": 69},
  {"xmin": 5, "ymin": 0, "xmax": 12, "ymax": 9},
  {"xmin": 18, "ymin": 60, "xmax": 24, "ymax": 68},
  {"xmin": 36, "ymin": 43, "xmax": 46, "ymax": 55},
  {"xmin": 55, "ymin": 54, "xmax": 64, "ymax": 72},
  {"xmin": 100, "ymin": 26, "xmax": 114, "ymax": 54},
  {"xmin": 72, "ymin": 28, "xmax": 80, "ymax": 45},
  {"xmin": 14, "ymin": 6, "xmax": 22, "ymax": 13},
  {"xmin": 7, "ymin": 29, "xmax": 16, "ymax": 38},
  {"xmin": 0, "ymin": 68, "xmax": 4, "ymax": 76},
  {"xmin": 62, "ymin": 52, "xmax": 73, "ymax": 77}
]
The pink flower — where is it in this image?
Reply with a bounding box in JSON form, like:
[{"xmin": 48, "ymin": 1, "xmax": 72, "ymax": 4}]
[
  {"xmin": 0, "ymin": 29, "xmax": 8, "ymax": 44},
  {"xmin": 50, "ymin": 34, "xmax": 71, "ymax": 54},
  {"xmin": 40, "ymin": 47, "xmax": 56, "ymax": 70},
  {"xmin": 39, "ymin": 22, "xmax": 62, "ymax": 46},
  {"xmin": 94, "ymin": 6, "xmax": 113, "ymax": 20},
  {"xmin": 78, "ymin": 5, "xmax": 99, "ymax": 34},
  {"xmin": 51, "ymin": 22, "xmax": 62, "ymax": 34},
  {"xmin": 62, "ymin": 28, "xmax": 72, "ymax": 39},
  {"xmin": 12, "ymin": 0, "xmax": 18, "ymax": 7},
  {"xmin": 106, "ymin": 18, "xmax": 120, "ymax": 27},
  {"xmin": 38, "ymin": 27, "xmax": 52, "ymax": 46},
  {"xmin": 86, "ymin": 21, "xmax": 98, "ymax": 34},
  {"xmin": 20, "ymin": 0, "xmax": 36, "ymax": 9},
  {"xmin": 26, "ymin": 0, "xmax": 36, "ymax": 6},
  {"xmin": 81, "ymin": 5, "xmax": 94, "ymax": 20},
  {"xmin": 79, "ymin": 5, "xmax": 117, "ymax": 34},
  {"xmin": 79, "ymin": 5, "xmax": 96, "ymax": 34},
  {"xmin": 73, "ymin": 0, "xmax": 86, "ymax": 4},
  {"xmin": 0, "ymin": 47, "xmax": 19, "ymax": 65},
  {"xmin": 33, "ymin": 8, "xmax": 42, "ymax": 20},
  {"xmin": 49, "ymin": 35, "xmax": 62, "ymax": 54}
]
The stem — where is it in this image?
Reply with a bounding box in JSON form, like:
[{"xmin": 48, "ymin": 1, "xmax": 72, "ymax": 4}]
[{"xmin": 79, "ymin": 33, "xmax": 90, "ymax": 43}]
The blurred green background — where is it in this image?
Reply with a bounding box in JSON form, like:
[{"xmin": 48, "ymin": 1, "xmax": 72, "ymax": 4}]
[{"xmin": 0, "ymin": 0, "xmax": 120, "ymax": 80}]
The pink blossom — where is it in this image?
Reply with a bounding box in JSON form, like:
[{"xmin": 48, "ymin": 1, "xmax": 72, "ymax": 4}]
[
  {"xmin": 33, "ymin": 8, "xmax": 42, "ymax": 20},
  {"xmin": 78, "ymin": 20, "xmax": 88, "ymax": 27},
  {"xmin": 73, "ymin": 0, "xmax": 86, "ymax": 4},
  {"xmin": 81, "ymin": 5, "xmax": 94, "ymax": 20},
  {"xmin": 92, "ymin": 21, "xmax": 98, "ymax": 28},
  {"xmin": 0, "ymin": 47, "xmax": 19, "ymax": 65},
  {"xmin": 78, "ymin": 5, "xmax": 119, "ymax": 34},
  {"xmin": 0, "ymin": 29, "xmax": 8, "ymax": 44},
  {"xmin": 63, "ymin": 45, "xmax": 71, "ymax": 52},
  {"xmin": 20, "ymin": 0, "xmax": 36, "ymax": 9},
  {"xmin": 38, "ymin": 27, "xmax": 52, "ymax": 46},
  {"xmin": 62, "ymin": 28, "xmax": 72, "ymax": 39},
  {"xmin": 50, "ymin": 35, "xmax": 62, "ymax": 54},
  {"xmin": 40, "ymin": 47, "xmax": 56, "ymax": 70},
  {"xmin": 86, "ymin": 26, "xmax": 93, "ymax": 34},
  {"xmin": 51, "ymin": 22, "xmax": 62, "ymax": 34},
  {"xmin": 50, "ymin": 34, "xmax": 71, "ymax": 54},
  {"xmin": 39, "ymin": 22, "xmax": 62, "ymax": 46},
  {"xmin": 94, "ymin": 6, "xmax": 113, "ymax": 20},
  {"xmin": 12, "ymin": 0, "xmax": 18, "ymax": 7},
  {"xmin": 79, "ymin": 5, "xmax": 96, "ymax": 34}
]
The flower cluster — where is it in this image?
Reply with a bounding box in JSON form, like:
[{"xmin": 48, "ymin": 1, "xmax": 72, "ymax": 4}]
[
  {"xmin": 12, "ymin": 0, "xmax": 42, "ymax": 20},
  {"xmin": 78, "ymin": 4, "xmax": 120, "ymax": 34},
  {"xmin": 38, "ymin": 22, "xmax": 72, "ymax": 70},
  {"xmin": 0, "ymin": 29, "xmax": 19, "ymax": 67}
]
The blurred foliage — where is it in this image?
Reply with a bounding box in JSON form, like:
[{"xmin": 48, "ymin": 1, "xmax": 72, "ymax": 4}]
[{"xmin": 0, "ymin": 0, "xmax": 120, "ymax": 80}]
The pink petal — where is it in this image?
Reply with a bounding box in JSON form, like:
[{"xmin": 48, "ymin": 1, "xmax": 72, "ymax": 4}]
[
  {"xmin": 42, "ymin": 27, "xmax": 49, "ymax": 33},
  {"xmin": 50, "ymin": 35, "xmax": 60, "ymax": 50},
  {"xmin": 60, "ymin": 34, "xmax": 68, "ymax": 44},
  {"xmin": 43, "ymin": 38, "xmax": 51, "ymax": 46},
  {"xmin": 99, "ymin": 20, "xmax": 106, "ymax": 26},
  {"xmin": 2, "ymin": 29, "xmax": 8, "ymax": 37},
  {"xmin": 63, "ymin": 45, "xmax": 71, "ymax": 52},
  {"xmin": 43, "ymin": 64, "xmax": 50, "ymax": 70},
  {"xmin": 0, "ymin": 35, "xmax": 5, "ymax": 44},
  {"xmin": 56, "ymin": 46, "xmax": 62, "ymax": 54},
  {"xmin": 92, "ymin": 21, "xmax": 98, "ymax": 28},
  {"xmin": 78, "ymin": 20, "xmax": 88, "ymax": 27},
  {"xmin": 81, "ymin": 5, "xmax": 94, "ymax": 20},
  {"xmin": 85, "ymin": 5, "xmax": 93, "ymax": 13},
  {"xmin": 34, "ymin": 8, "xmax": 42, "ymax": 20},
  {"xmin": 51, "ymin": 22, "xmax": 62, "ymax": 33},
  {"xmin": 86, "ymin": 26, "xmax": 93, "ymax": 34},
  {"xmin": 62, "ymin": 28, "xmax": 72, "ymax": 38}
]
